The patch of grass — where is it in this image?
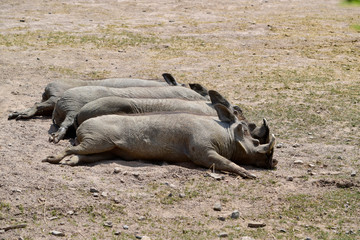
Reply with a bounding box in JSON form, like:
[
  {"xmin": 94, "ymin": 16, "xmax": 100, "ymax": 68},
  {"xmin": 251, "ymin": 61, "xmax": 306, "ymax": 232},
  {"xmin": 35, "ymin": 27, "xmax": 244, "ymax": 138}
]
[
  {"xmin": 350, "ymin": 24, "xmax": 360, "ymax": 31},
  {"xmin": 0, "ymin": 27, "xmax": 159, "ymax": 50},
  {"xmin": 0, "ymin": 201, "xmax": 11, "ymax": 211},
  {"xmin": 342, "ymin": 0, "xmax": 360, "ymax": 6}
]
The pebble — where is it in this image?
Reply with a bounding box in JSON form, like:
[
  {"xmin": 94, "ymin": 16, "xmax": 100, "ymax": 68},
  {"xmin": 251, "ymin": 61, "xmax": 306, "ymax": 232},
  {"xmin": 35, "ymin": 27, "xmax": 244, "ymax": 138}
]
[
  {"xmin": 114, "ymin": 167, "xmax": 121, "ymax": 173},
  {"xmin": 248, "ymin": 222, "xmax": 266, "ymax": 228},
  {"xmin": 294, "ymin": 160, "xmax": 303, "ymax": 165},
  {"xmin": 230, "ymin": 210, "xmax": 240, "ymax": 219},
  {"xmin": 293, "ymin": 143, "xmax": 301, "ymax": 148},
  {"xmin": 138, "ymin": 216, "xmax": 146, "ymax": 221},
  {"xmin": 123, "ymin": 225, "xmax": 129, "ymax": 230},
  {"xmin": 93, "ymin": 193, "xmax": 99, "ymax": 197},
  {"xmin": 279, "ymin": 228, "xmax": 286, "ymax": 233},
  {"xmin": 0, "ymin": 229, "xmax": 5, "ymax": 233},
  {"xmin": 218, "ymin": 232, "xmax": 228, "ymax": 238},
  {"xmin": 67, "ymin": 210, "xmax": 74, "ymax": 215},
  {"xmin": 179, "ymin": 193, "xmax": 186, "ymax": 198},
  {"xmin": 114, "ymin": 231, "xmax": 121, "ymax": 235},
  {"xmin": 305, "ymin": 238, "xmax": 312, "ymax": 240},
  {"xmin": 101, "ymin": 192, "xmax": 108, "ymax": 197},
  {"xmin": 113, "ymin": 197, "xmax": 121, "ymax": 204},
  {"xmin": 213, "ymin": 202, "xmax": 222, "ymax": 211},
  {"xmin": 240, "ymin": 237, "xmax": 255, "ymax": 240},
  {"xmin": 142, "ymin": 236, "xmax": 151, "ymax": 240},
  {"xmin": 308, "ymin": 164, "xmax": 315, "ymax": 168},
  {"xmin": 103, "ymin": 221, "xmax": 113, "ymax": 227},
  {"xmin": 135, "ymin": 235, "xmax": 142, "ymax": 239},
  {"xmin": 276, "ymin": 143, "xmax": 283, "ymax": 148},
  {"xmin": 50, "ymin": 230, "xmax": 65, "ymax": 236},
  {"xmin": 217, "ymin": 216, "xmax": 226, "ymax": 221},
  {"xmin": 286, "ymin": 176, "xmax": 294, "ymax": 181},
  {"xmin": 351, "ymin": 171, "xmax": 356, "ymax": 177},
  {"xmin": 90, "ymin": 187, "xmax": 99, "ymax": 193}
]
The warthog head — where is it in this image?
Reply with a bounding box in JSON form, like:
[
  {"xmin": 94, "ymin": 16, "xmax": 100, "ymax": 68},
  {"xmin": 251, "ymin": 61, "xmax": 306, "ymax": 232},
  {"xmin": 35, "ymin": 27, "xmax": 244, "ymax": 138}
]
[{"xmin": 215, "ymin": 104, "xmax": 277, "ymax": 169}]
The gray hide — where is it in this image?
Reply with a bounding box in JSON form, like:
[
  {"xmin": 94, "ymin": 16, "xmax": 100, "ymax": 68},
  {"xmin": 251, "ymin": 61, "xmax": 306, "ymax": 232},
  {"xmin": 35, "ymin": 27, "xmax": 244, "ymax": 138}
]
[
  {"xmin": 75, "ymin": 90, "xmax": 240, "ymax": 128},
  {"xmin": 8, "ymin": 76, "xmax": 174, "ymax": 120},
  {"xmin": 50, "ymin": 85, "xmax": 207, "ymax": 143},
  {"xmin": 43, "ymin": 104, "xmax": 277, "ymax": 179}
]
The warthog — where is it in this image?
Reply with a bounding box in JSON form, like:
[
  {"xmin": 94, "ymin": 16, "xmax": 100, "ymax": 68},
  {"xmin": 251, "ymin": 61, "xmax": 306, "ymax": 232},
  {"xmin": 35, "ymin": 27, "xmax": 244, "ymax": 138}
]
[
  {"xmin": 50, "ymin": 86, "xmax": 208, "ymax": 143},
  {"xmin": 74, "ymin": 90, "xmax": 270, "ymax": 144},
  {"xmin": 43, "ymin": 104, "xmax": 277, "ymax": 179},
  {"xmin": 74, "ymin": 90, "xmax": 245, "ymax": 127},
  {"xmin": 8, "ymin": 74, "xmax": 177, "ymax": 120}
]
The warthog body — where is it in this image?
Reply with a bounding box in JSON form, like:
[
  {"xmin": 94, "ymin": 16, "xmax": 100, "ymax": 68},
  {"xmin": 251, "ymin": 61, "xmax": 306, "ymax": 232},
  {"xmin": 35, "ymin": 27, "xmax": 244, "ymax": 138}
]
[
  {"xmin": 43, "ymin": 104, "xmax": 276, "ymax": 179},
  {"xmin": 50, "ymin": 86, "xmax": 207, "ymax": 143},
  {"xmin": 75, "ymin": 90, "xmax": 270, "ymax": 144},
  {"xmin": 75, "ymin": 90, "xmax": 243, "ymax": 128},
  {"xmin": 8, "ymin": 76, "xmax": 175, "ymax": 120}
]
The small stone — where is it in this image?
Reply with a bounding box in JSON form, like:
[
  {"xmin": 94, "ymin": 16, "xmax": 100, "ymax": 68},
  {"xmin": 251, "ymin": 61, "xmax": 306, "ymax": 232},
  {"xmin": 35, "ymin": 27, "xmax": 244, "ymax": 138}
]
[
  {"xmin": 123, "ymin": 225, "xmax": 129, "ymax": 230},
  {"xmin": 20, "ymin": 19, "xmax": 25, "ymax": 22},
  {"xmin": 179, "ymin": 193, "xmax": 186, "ymax": 198},
  {"xmin": 114, "ymin": 167, "xmax": 121, "ymax": 173},
  {"xmin": 305, "ymin": 238, "xmax": 312, "ymax": 240},
  {"xmin": 213, "ymin": 202, "xmax": 222, "ymax": 211},
  {"xmin": 0, "ymin": 229, "xmax": 5, "ymax": 233},
  {"xmin": 286, "ymin": 176, "xmax": 294, "ymax": 181},
  {"xmin": 337, "ymin": 156, "xmax": 343, "ymax": 160},
  {"xmin": 90, "ymin": 187, "xmax": 99, "ymax": 193},
  {"xmin": 142, "ymin": 236, "xmax": 151, "ymax": 240},
  {"xmin": 293, "ymin": 143, "xmax": 301, "ymax": 148},
  {"xmin": 103, "ymin": 221, "xmax": 113, "ymax": 227},
  {"xmin": 294, "ymin": 160, "xmax": 303, "ymax": 165},
  {"xmin": 276, "ymin": 143, "xmax": 283, "ymax": 148},
  {"xmin": 101, "ymin": 192, "xmax": 108, "ymax": 197},
  {"xmin": 93, "ymin": 193, "xmax": 99, "ymax": 197},
  {"xmin": 138, "ymin": 216, "xmax": 146, "ymax": 221},
  {"xmin": 168, "ymin": 192, "xmax": 173, "ymax": 197},
  {"xmin": 218, "ymin": 232, "xmax": 228, "ymax": 238},
  {"xmin": 114, "ymin": 231, "xmax": 121, "ymax": 235},
  {"xmin": 351, "ymin": 171, "xmax": 356, "ymax": 177},
  {"xmin": 248, "ymin": 222, "xmax": 266, "ymax": 228},
  {"xmin": 48, "ymin": 216, "xmax": 58, "ymax": 221},
  {"xmin": 308, "ymin": 164, "xmax": 315, "ymax": 168},
  {"xmin": 113, "ymin": 197, "xmax": 121, "ymax": 204},
  {"xmin": 50, "ymin": 230, "xmax": 65, "ymax": 236},
  {"xmin": 279, "ymin": 228, "xmax": 286, "ymax": 233},
  {"xmin": 230, "ymin": 210, "xmax": 240, "ymax": 219},
  {"xmin": 240, "ymin": 237, "xmax": 255, "ymax": 240},
  {"xmin": 217, "ymin": 216, "xmax": 226, "ymax": 221},
  {"xmin": 67, "ymin": 210, "xmax": 74, "ymax": 215},
  {"xmin": 135, "ymin": 235, "xmax": 142, "ymax": 239}
]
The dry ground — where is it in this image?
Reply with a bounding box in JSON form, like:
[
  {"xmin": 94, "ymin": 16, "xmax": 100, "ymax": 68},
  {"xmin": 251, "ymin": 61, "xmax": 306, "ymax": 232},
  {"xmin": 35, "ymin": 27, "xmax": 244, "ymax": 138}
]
[{"xmin": 0, "ymin": 0, "xmax": 359, "ymax": 239}]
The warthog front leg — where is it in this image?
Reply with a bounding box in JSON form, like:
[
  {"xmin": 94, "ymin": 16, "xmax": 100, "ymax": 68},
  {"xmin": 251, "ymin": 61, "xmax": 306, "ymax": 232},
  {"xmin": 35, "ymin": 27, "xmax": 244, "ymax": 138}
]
[
  {"xmin": 193, "ymin": 150, "xmax": 256, "ymax": 179},
  {"xmin": 43, "ymin": 137, "xmax": 116, "ymax": 165},
  {"xmin": 8, "ymin": 97, "xmax": 56, "ymax": 120},
  {"xmin": 49, "ymin": 127, "xmax": 67, "ymax": 143}
]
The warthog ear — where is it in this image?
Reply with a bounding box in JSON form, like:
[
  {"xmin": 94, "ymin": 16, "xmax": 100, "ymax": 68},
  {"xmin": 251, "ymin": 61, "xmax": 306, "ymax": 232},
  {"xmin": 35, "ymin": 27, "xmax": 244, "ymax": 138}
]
[
  {"xmin": 189, "ymin": 83, "xmax": 209, "ymax": 97},
  {"xmin": 208, "ymin": 90, "xmax": 231, "ymax": 108},
  {"xmin": 214, "ymin": 103, "xmax": 236, "ymax": 123},
  {"xmin": 234, "ymin": 124, "xmax": 249, "ymax": 154},
  {"xmin": 162, "ymin": 73, "xmax": 178, "ymax": 86}
]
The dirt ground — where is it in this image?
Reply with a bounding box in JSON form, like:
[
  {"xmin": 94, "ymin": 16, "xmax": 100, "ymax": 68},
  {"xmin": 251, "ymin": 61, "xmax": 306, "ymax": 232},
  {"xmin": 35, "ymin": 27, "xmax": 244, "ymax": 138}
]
[{"xmin": 0, "ymin": 0, "xmax": 359, "ymax": 239}]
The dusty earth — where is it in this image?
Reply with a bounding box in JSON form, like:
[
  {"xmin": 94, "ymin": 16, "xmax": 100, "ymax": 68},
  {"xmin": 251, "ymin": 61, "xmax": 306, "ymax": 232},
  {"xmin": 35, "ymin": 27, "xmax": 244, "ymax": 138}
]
[{"xmin": 0, "ymin": 0, "xmax": 359, "ymax": 239}]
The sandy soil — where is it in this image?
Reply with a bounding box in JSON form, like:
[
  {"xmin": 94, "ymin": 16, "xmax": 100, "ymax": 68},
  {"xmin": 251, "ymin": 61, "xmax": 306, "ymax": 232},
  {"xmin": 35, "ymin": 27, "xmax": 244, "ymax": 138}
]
[{"xmin": 0, "ymin": 0, "xmax": 359, "ymax": 239}]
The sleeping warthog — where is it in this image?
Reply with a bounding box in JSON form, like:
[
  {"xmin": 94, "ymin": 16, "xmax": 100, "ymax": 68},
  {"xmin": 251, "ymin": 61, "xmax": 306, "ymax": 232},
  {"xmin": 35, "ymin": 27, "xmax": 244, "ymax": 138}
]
[
  {"xmin": 50, "ymin": 86, "xmax": 207, "ymax": 143},
  {"xmin": 74, "ymin": 90, "xmax": 270, "ymax": 144},
  {"xmin": 75, "ymin": 90, "xmax": 245, "ymax": 128},
  {"xmin": 8, "ymin": 74, "xmax": 177, "ymax": 120},
  {"xmin": 43, "ymin": 104, "xmax": 277, "ymax": 179}
]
